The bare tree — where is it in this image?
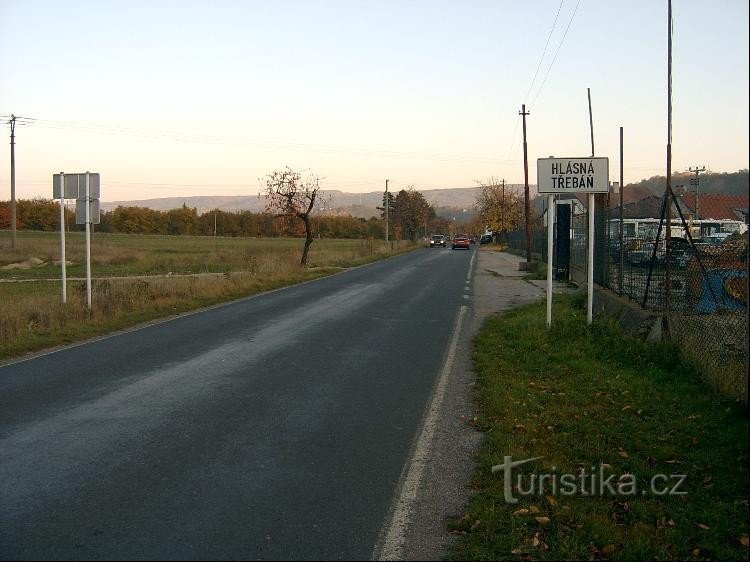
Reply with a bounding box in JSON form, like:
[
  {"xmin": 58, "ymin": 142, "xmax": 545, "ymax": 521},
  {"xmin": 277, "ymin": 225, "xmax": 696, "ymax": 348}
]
[{"xmin": 263, "ymin": 167, "xmax": 322, "ymax": 266}]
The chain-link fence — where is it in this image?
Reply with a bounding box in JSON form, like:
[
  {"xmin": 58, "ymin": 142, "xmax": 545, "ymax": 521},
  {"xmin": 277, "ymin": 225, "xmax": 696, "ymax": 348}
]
[{"xmin": 507, "ymin": 195, "xmax": 749, "ymax": 401}]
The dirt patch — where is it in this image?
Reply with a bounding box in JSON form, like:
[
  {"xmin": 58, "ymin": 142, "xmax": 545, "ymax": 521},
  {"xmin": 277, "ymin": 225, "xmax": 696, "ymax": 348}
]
[{"xmin": 1, "ymin": 258, "xmax": 46, "ymax": 270}]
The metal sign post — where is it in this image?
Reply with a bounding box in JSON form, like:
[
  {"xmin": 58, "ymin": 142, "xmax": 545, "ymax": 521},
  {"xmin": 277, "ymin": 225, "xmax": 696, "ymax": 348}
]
[
  {"xmin": 85, "ymin": 172, "xmax": 92, "ymax": 309},
  {"xmin": 537, "ymin": 157, "xmax": 609, "ymax": 326},
  {"xmin": 59, "ymin": 173, "xmax": 67, "ymax": 303},
  {"xmin": 53, "ymin": 172, "xmax": 100, "ymax": 308},
  {"xmin": 546, "ymin": 195, "xmax": 555, "ymax": 328},
  {"xmin": 587, "ymin": 192, "xmax": 595, "ymax": 324}
]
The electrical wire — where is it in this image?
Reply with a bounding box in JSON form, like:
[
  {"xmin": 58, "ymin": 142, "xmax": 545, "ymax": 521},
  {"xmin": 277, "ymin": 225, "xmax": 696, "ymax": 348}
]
[
  {"xmin": 523, "ymin": 0, "xmax": 565, "ymax": 104},
  {"xmin": 20, "ymin": 117, "xmax": 515, "ymax": 165},
  {"xmin": 504, "ymin": 1, "xmax": 564, "ymax": 163},
  {"xmin": 529, "ymin": 0, "xmax": 582, "ymax": 110}
]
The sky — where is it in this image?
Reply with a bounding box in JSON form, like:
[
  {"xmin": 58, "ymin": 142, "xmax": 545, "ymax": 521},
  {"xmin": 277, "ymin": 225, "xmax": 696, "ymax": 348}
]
[{"xmin": 1, "ymin": 0, "xmax": 748, "ymax": 202}]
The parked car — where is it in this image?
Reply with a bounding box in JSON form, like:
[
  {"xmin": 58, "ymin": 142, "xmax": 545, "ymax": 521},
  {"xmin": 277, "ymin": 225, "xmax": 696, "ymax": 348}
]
[
  {"xmin": 700, "ymin": 233, "xmax": 732, "ymax": 246},
  {"xmin": 628, "ymin": 243, "xmax": 656, "ymax": 266},
  {"xmin": 430, "ymin": 234, "xmax": 446, "ymax": 248},
  {"xmin": 609, "ymin": 238, "xmax": 624, "ymax": 261},
  {"xmin": 469, "ymin": 235, "xmax": 477, "ymax": 244},
  {"xmin": 626, "ymin": 237, "xmax": 692, "ymax": 268},
  {"xmin": 452, "ymin": 234, "xmax": 471, "ymax": 250},
  {"xmin": 479, "ymin": 234, "xmax": 493, "ymax": 244},
  {"xmin": 668, "ymin": 237, "xmax": 692, "ymax": 268}
]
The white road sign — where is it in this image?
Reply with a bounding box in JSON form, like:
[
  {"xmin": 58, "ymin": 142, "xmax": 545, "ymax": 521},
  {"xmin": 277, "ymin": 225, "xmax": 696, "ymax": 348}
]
[
  {"xmin": 537, "ymin": 157, "xmax": 609, "ymax": 194},
  {"xmin": 52, "ymin": 173, "xmax": 100, "ymax": 199},
  {"xmin": 75, "ymin": 199, "xmax": 101, "ymax": 225}
]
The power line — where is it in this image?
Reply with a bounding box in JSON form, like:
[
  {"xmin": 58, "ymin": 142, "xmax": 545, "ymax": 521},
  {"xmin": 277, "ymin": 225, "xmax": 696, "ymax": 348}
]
[
  {"xmin": 523, "ymin": 0, "xmax": 565, "ymax": 103},
  {"xmin": 23, "ymin": 116, "xmax": 515, "ymax": 165},
  {"xmin": 529, "ymin": 0, "xmax": 582, "ymax": 109},
  {"xmin": 506, "ymin": 0, "xmax": 563, "ymax": 162}
]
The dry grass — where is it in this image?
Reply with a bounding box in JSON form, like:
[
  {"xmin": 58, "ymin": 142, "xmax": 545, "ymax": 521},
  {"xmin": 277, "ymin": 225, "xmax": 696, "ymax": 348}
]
[{"xmin": 0, "ymin": 231, "xmax": 416, "ymax": 359}]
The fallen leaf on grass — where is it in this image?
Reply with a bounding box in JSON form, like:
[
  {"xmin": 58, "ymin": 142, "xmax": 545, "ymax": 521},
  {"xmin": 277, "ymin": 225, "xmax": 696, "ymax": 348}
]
[
  {"xmin": 531, "ymin": 531, "xmax": 549, "ymax": 549},
  {"xmin": 617, "ymin": 451, "xmax": 629, "ymax": 459},
  {"xmin": 545, "ymin": 495, "xmax": 558, "ymax": 506},
  {"xmin": 535, "ymin": 516, "xmax": 550, "ymax": 525},
  {"xmin": 513, "ymin": 508, "xmax": 529, "ymax": 516},
  {"xmin": 529, "ymin": 505, "xmax": 540, "ymax": 514},
  {"xmin": 696, "ymin": 523, "xmax": 710, "ymax": 530},
  {"xmin": 740, "ymin": 534, "xmax": 749, "ymax": 546}
]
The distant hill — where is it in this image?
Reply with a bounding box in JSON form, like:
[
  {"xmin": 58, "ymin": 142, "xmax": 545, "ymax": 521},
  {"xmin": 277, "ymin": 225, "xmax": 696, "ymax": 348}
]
[
  {"xmin": 101, "ymin": 186, "xmax": 506, "ymax": 218},
  {"xmin": 626, "ymin": 169, "xmax": 748, "ymax": 198},
  {"xmin": 101, "ymin": 171, "xmax": 748, "ymax": 219}
]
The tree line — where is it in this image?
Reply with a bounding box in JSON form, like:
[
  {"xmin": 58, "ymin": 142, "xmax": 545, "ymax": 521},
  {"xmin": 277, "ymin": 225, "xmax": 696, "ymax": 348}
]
[
  {"xmin": 0, "ymin": 196, "xmax": 464, "ymax": 240},
  {"xmin": 0, "ymin": 198, "xmax": 389, "ymax": 239}
]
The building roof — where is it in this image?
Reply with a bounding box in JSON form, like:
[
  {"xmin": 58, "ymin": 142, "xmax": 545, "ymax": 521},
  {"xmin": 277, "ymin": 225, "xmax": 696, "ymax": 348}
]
[
  {"xmin": 676, "ymin": 192, "xmax": 750, "ymax": 221},
  {"xmin": 609, "ymin": 195, "xmax": 667, "ymax": 219},
  {"xmin": 608, "ymin": 191, "xmax": 749, "ymax": 222}
]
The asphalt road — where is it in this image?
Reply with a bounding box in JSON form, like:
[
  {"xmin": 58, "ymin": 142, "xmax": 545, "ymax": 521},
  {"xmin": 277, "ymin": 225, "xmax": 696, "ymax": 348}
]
[{"xmin": 0, "ymin": 246, "xmax": 475, "ymax": 560}]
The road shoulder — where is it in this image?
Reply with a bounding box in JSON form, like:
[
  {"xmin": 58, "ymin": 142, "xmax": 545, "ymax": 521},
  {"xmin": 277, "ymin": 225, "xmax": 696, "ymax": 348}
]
[{"xmin": 396, "ymin": 250, "xmax": 554, "ymax": 560}]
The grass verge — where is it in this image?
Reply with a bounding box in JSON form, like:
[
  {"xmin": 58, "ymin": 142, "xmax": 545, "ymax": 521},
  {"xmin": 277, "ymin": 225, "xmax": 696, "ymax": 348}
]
[
  {"xmin": 448, "ymin": 295, "xmax": 749, "ymax": 561},
  {"xmin": 1, "ymin": 232, "xmax": 418, "ymax": 361}
]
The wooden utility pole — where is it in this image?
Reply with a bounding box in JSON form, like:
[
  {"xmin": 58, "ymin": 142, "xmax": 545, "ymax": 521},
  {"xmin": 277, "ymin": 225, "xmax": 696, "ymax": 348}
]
[
  {"xmin": 689, "ymin": 165, "xmax": 706, "ymax": 220},
  {"xmin": 9, "ymin": 115, "xmax": 17, "ymax": 249},
  {"xmin": 587, "ymin": 88, "xmax": 595, "ymax": 157},
  {"xmin": 385, "ymin": 178, "xmax": 389, "ymax": 242},
  {"xmin": 501, "ymin": 178, "xmax": 506, "ymax": 236},
  {"xmin": 619, "ymin": 127, "xmax": 624, "ymax": 296},
  {"xmin": 664, "ymin": 0, "xmax": 673, "ymax": 338},
  {"xmin": 520, "ymin": 104, "xmax": 531, "ymax": 263}
]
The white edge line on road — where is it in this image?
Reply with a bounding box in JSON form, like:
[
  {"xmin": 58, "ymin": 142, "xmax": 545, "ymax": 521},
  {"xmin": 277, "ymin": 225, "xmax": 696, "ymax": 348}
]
[
  {"xmin": 467, "ymin": 249, "xmax": 476, "ymax": 283},
  {"xmin": 373, "ymin": 303, "xmax": 468, "ymax": 561}
]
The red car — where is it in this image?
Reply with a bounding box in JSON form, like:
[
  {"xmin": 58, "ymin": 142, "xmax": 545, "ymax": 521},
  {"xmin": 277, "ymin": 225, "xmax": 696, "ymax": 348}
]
[{"xmin": 452, "ymin": 234, "xmax": 471, "ymax": 250}]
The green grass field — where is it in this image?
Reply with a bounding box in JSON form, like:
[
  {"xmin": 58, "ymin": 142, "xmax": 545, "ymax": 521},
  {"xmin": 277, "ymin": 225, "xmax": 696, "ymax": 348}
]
[
  {"xmin": 0, "ymin": 230, "xmax": 399, "ymax": 278},
  {"xmin": 0, "ymin": 231, "xmax": 415, "ymax": 359},
  {"xmin": 448, "ymin": 295, "xmax": 749, "ymax": 561}
]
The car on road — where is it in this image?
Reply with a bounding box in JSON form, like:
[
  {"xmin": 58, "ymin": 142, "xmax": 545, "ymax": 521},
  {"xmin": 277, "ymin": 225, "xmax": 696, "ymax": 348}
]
[
  {"xmin": 479, "ymin": 234, "xmax": 493, "ymax": 244},
  {"xmin": 452, "ymin": 234, "xmax": 471, "ymax": 250},
  {"xmin": 430, "ymin": 234, "xmax": 446, "ymax": 247}
]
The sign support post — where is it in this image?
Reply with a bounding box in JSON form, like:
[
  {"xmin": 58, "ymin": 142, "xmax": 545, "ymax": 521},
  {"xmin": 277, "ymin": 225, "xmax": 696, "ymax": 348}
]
[
  {"xmin": 59, "ymin": 172, "xmax": 67, "ymax": 303},
  {"xmin": 537, "ymin": 157, "xmax": 609, "ymax": 327},
  {"xmin": 85, "ymin": 171, "xmax": 92, "ymax": 310},
  {"xmin": 53, "ymin": 171, "xmax": 100, "ymax": 307},
  {"xmin": 587, "ymin": 192, "xmax": 595, "ymax": 324},
  {"xmin": 546, "ymin": 194, "xmax": 555, "ymax": 328}
]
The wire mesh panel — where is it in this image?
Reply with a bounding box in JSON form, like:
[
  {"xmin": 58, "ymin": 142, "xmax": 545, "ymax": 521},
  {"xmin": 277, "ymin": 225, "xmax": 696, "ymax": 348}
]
[{"xmin": 504, "ymin": 195, "xmax": 748, "ymax": 401}]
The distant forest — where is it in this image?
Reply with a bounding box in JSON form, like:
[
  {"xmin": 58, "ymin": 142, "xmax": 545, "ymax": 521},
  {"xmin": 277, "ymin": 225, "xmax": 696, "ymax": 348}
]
[{"xmin": 629, "ymin": 169, "xmax": 748, "ymax": 196}]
